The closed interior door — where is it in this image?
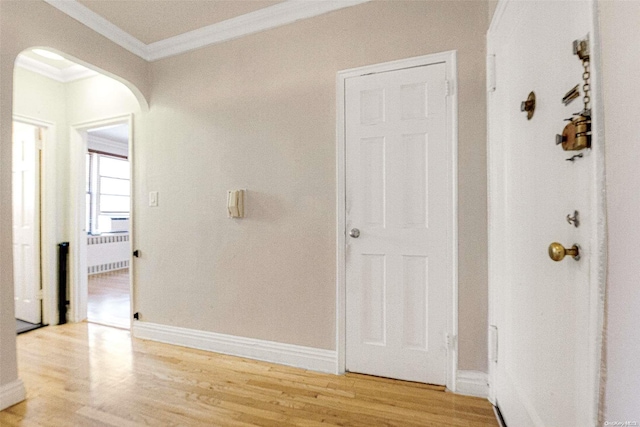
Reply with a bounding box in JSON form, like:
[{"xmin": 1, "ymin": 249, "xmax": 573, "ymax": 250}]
[
  {"xmin": 345, "ymin": 62, "xmax": 452, "ymax": 384},
  {"xmin": 489, "ymin": 1, "xmax": 597, "ymax": 425},
  {"xmin": 12, "ymin": 122, "xmax": 42, "ymax": 325}
]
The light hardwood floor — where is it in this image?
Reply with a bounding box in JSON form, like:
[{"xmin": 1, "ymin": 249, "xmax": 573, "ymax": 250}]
[
  {"xmin": 87, "ymin": 269, "xmax": 130, "ymax": 329},
  {"xmin": 1, "ymin": 323, "xmax": 497, "ymax": 426}
]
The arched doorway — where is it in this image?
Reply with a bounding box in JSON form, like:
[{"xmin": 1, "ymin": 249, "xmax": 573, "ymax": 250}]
[{"xmin": 11, "ymin": 47, "xmax": 146, "ymax": 331}]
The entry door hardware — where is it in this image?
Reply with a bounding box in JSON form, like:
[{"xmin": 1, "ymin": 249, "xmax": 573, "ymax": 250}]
[
  {"xmin": 557, "ymin": 36, "xmax": 592, "ymax": 153},
  {"xmin": 557, "ymin": 114, "xmax": 591, "ymax": 151},
  {"xmin": 133, "ymin": 249, "xmax": 141, "ymax": 258},
  {"xmin": 548, "ymin": 242, "xmax": 581, "ymax": 262},
  {"xmin": 573, "ymin": 37, "xmax": 590, "ymax": 61},
  {"xmin": 562, "ymin": 85, "xmax": 580, "ymax": 106},
  {"xmin": 349, "ymin": 228, "xmax": 360, "ymax": 238},
  {"xmin": 566, "ymin": 153, "xmax": 584, "ymax": 162},
  {"xmin": 520, "ymin": 91, "xmax": 536, "ymax": 120},
  {"xmin": 566, "ymin": 210, "xmax": 580, "ymax": 228}
]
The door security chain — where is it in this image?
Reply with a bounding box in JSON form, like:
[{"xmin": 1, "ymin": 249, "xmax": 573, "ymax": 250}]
[{"xmin": 556, "ymin": 37, "xmax": 592, "ymax": 156}]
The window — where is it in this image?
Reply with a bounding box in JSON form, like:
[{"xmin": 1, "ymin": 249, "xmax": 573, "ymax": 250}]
[{"xmin": 86, "ymin": 151, "xmax": 130, "ymax": 234}]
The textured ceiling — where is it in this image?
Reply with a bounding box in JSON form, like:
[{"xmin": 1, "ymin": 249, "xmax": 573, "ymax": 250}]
[{"xmin": 77, "ymin": 0, "xmax": 284, "ymax": 44}]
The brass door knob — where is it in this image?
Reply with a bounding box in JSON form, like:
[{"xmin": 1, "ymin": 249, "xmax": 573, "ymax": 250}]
[{"xmin": 548, "ymin": 242, "xmax": 580, "ymax": 262}]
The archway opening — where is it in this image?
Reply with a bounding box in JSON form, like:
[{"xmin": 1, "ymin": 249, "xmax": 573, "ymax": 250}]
[{"xmin": 12, "ymin": 47, "xmax": 145, "ymax": 333}]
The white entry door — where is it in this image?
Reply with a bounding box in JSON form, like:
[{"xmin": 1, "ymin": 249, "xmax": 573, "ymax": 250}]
[
  {"xmin": 488, "ymin": 1, "xmax": 600, "ymax": 425},
  {"xmin": 12, "ymin": 122, "xmax": 42, "ymax": 325},
  {"xmin": 345, "ymin": 60, "xmax": 453, "ymax": 385}
]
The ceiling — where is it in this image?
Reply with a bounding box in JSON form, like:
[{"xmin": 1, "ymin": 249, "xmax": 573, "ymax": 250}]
[
  {"xmin": 17, "ymin": 1, "xmax": 368, "ymax": 80},
  {"xmin": 16, "ymin": 49, "xmax": 98, "ymax": 83},
  {"xmin": 20, "ymin": 50, "xmax": 79, "ymax": 70},
  {"xmin": 77, "ymin": 0, "xmax": 283, "ymax": 44},
  {"xmin": 88, "ymin": 123, "xmax": 129, "ymax": 144},
  {"xmin": 43, "ymin": 0, "xmax": 370, "ymax": 61}
]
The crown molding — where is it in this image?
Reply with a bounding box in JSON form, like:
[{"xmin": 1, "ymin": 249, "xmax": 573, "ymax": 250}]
[
  {"xmin": 43, "ymin": 0, "xmax": 148, "ymax": 59},
  {"xmin": 145, "ymin": 0, "xmax": 371, "ymax": 61},
  {"xmin": 15, "ymin": 54, "xmax": 98, "ymax": 83},
  {"xmin": 42, "ymin": 0, "xmax": 371, "ymax": 62}
]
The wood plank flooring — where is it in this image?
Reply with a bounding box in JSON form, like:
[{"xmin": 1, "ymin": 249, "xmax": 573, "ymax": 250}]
[
  {"xmin": 87, "ymin": 269, "xmax": 130, "ymax": 329},
  {"xmin": 1, "ymin": 323, "xmax": 497, "ymax": 426}
]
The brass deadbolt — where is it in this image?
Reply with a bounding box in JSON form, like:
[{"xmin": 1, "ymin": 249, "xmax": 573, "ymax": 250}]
[
  {"xmin": 521, "ymin": 91, "xmax": 536, "ymax": 120},
  {"xmin": 548, "ymin": 242, "xmax": 580, "ymax": 262}
]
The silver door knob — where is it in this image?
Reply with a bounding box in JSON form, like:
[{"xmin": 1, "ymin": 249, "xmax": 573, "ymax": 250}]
[{"xmin": 349, "ymin": 228, "xmax": 360, "ymax": 238}]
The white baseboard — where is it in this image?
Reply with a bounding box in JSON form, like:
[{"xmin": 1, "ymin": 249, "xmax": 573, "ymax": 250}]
[
  {"xmin": 456, "ymin": 370, "xmax": 488, "ymax": 398},
  {"xmin": 132, "ymin": 321, "xmax": 337, "ymax": 374},
  {"xmin": 0, "ymin": 379, "xmax": 26, "ymax": 411}
]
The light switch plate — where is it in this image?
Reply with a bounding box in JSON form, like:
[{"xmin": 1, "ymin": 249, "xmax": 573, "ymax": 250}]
[{"xmin": 149, "ymin": 191, "xmax": 158, "ymax": 207}]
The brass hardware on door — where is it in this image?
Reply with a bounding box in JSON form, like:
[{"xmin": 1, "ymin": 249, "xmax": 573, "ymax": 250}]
[
  {"xmin": 573, "ymin": 37, "xmax": 590, "ymax": 61},
  {"xmin": 521, "ymin": 91, "xmax": 536, "ymax": 120},
  {"xmin": 548, "ymin": 242, "xmax": 581, "ymax": 262},
  {"xmin": 562, "ymin": 85, "xmax": 580, "ymax": 106},
  {"xmin": 566, "ymin": 210, "xmax": 580, "ymax": 227},
  {"xmin": 556, "ymin": 114, "xmax": 591, "ymax": 151},
  {"xmin": 556, "ymin": 36, "xmax": 592, "ymax": 153}
]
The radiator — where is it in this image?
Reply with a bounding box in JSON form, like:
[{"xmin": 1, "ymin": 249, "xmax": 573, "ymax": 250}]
[{"xmin": 87, "ymin": 233, "xmax": 130, "ymax": 275}]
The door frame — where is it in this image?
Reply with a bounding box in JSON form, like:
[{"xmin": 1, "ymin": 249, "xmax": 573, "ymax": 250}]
[
  {"xmin": 486, "ymin": 0, "xmax": 606, "ymax": 420},
  {"xmin": 69, "ymin": 114, "xmax": 134, "ymax": 326},
  {"xmin": 335, "ymin": 51, "xmax": 459, "ymax": 391},
  {"xmin": 13, "ymin": 115, "xmax": 57, "ymax": 326}
]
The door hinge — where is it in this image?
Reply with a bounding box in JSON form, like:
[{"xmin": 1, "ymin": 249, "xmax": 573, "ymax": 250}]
[
  {"xmin": 489, "ymin": 325, "xmax": 498, "ymax": 364},
  {"xmin": 487, "ymin": 54, "xmax": 496, "ymax": 92}
]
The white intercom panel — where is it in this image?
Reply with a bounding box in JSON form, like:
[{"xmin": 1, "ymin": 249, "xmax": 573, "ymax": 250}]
[{"xmin": 227, "ymin": 189, "xmax": 245, "ymax": 218}]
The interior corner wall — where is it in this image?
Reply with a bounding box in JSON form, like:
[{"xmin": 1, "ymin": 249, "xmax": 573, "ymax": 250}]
[
  {"xmin": 141, "ymin": 0, "xmax": 489, "ymax": 371},
  {"xmin": 0, "ymin": 0, "xmax": 149, "ymax": 394},
  {"xmin": 599, "ymin": 0, "xmax": 640, "ymax": 420}
]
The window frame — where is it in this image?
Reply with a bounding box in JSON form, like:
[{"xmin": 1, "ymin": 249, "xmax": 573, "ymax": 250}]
[{"xmin": 86, "ymin": 150, "xmax": 130, "ymax": 234}]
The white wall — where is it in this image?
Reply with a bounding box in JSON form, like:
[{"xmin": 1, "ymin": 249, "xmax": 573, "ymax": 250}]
[{"xmin": 599, "ymin": 0, "xmax": 640, "ymax": 420}]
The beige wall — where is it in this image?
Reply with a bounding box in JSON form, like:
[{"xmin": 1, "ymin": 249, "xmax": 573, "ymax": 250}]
[
  {"xmin": 0, "ymin": 0, "xmax": 148, "ymax": 393},
  {"xmin": 140, "ymin": 0, "xmax": 489, "ymax": 370},
  {"xmin": 2, "ymin": 2, "xmax": 491, "ymax": 397},
  {"xmin": 599, "ymin": 0, "xmax": 640, "ymax": 420}
]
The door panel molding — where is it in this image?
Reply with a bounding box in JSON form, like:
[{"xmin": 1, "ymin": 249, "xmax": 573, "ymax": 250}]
[{"xmin": 336, "ymin": 51, "xmax": 458, "ymax": 391}]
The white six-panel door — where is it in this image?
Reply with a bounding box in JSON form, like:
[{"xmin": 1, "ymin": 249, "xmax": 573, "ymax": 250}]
[
  {"xmin": 345, "ymin": 62, "xmax": 451, "ymax": 384},
  {"xmin": 12, "ymin": 122, "xmax": 42, "ymax": 325}
]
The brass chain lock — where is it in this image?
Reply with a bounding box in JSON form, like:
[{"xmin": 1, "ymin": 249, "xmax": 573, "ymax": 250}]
[{"xmin": 556, "ymin": 38, "xmax": 592, "ymax": 152}]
